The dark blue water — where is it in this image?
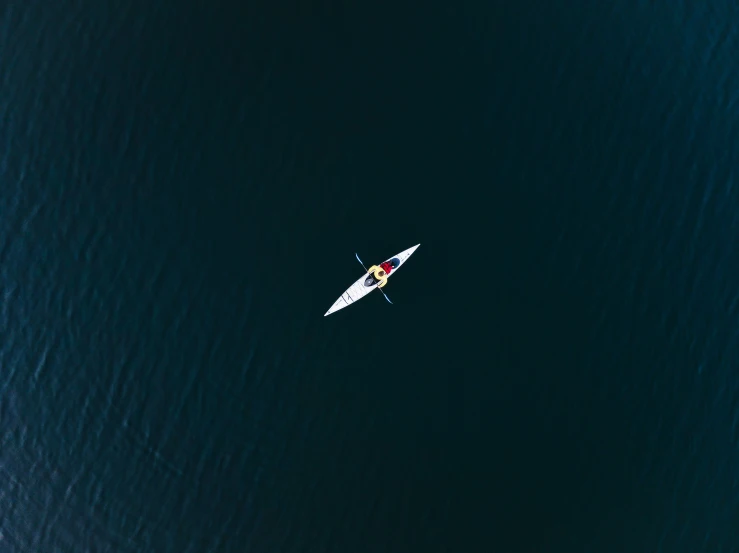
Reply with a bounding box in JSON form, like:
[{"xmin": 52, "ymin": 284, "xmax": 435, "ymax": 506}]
[{"xmin": 2, "ymin": 1, "xmax": 739, "ymax": 551}]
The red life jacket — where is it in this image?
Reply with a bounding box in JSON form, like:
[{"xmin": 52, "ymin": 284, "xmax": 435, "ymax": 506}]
[{"xmin": 380, "ymin": 261, "xmax": 393, "ymax": 275}]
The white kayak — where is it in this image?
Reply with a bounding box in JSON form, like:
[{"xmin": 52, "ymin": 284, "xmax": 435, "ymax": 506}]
[{"xmin": 324, "ymin": 244, "xmax": 420, "ymax": 316}]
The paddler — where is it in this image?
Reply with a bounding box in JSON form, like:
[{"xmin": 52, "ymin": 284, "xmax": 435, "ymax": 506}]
[{"xmin": 366, "ymin": 258, "xmax": 400, "ymax": 288}]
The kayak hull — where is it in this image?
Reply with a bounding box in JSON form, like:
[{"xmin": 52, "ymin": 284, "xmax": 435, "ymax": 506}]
[{"xmin": 324, "ymin": 244, "xmax": 420, "ymax": 316}]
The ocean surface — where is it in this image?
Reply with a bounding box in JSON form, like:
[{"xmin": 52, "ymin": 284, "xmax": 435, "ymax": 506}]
[{"xmin": 1, "ymin": 0, "xmax": 739, "ymax": 551}]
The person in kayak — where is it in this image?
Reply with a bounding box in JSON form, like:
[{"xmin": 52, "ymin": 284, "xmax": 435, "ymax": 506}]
[{"xmin": 367, "ymin": 258, "xmax": 400, "ymax": 288}]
